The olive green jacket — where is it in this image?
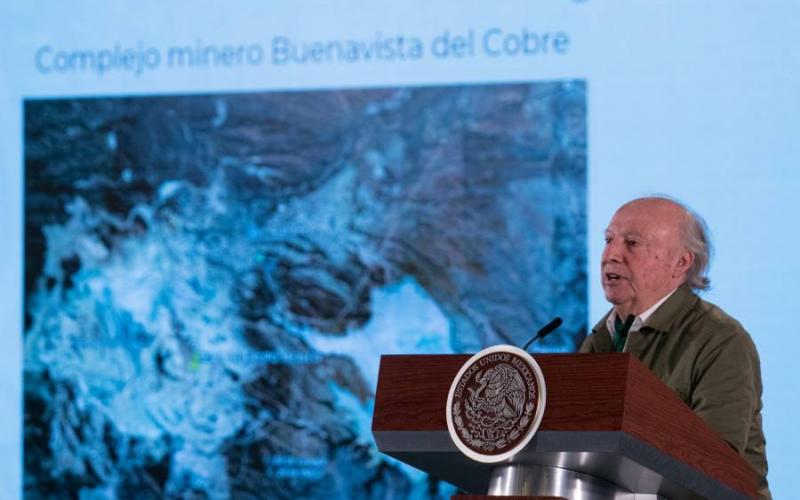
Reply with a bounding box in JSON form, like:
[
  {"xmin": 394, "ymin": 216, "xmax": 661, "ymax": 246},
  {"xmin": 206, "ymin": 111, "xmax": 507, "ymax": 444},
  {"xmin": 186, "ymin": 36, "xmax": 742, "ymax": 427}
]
[{"xmin": 580, "ymin": 284, "xmax": 770, "ymax": 499}]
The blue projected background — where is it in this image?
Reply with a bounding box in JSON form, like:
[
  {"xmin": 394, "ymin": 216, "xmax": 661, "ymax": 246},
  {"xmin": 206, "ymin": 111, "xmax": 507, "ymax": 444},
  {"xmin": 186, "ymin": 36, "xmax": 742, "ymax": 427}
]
[
  {"xmin": 23, "ymin": 84, "xmax": 586, "ymax": 498},
  {"xmin": 1, "ymin": 1, "xmax": 799, "ymax": 498}
]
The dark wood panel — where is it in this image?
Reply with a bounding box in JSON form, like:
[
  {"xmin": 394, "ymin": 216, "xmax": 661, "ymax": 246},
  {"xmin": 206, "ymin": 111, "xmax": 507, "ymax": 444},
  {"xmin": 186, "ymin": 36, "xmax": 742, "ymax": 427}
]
[
  {"xmin": 372, "ymin": 353, "xmax": 631, "ymax": 432},
  {"xmin": 373, "ymin": 354, "xmax": 465, "ymax": 431}
]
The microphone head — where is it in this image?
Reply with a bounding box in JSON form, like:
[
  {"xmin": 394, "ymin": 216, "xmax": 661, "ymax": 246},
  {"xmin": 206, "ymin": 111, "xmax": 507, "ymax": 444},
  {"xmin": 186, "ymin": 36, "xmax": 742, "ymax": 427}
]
[
  {"xmin": 522, "ymin": 316, "xmax": 564, "ymax": 352},
  {"xmin": 537, "ymin": 316, "xmax": 563, "ymax": 339}
]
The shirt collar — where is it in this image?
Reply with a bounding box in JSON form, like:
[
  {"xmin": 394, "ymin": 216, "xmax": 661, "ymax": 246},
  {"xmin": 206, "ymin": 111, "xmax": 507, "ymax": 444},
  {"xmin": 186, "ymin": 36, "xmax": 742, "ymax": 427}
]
[
  {"xmin": 605, "ymin": 287, "xmax": 679, "ymax": 337},
  {"xmin": 591, "ymin": 284, "xmax": 700, "ymax": 344}
]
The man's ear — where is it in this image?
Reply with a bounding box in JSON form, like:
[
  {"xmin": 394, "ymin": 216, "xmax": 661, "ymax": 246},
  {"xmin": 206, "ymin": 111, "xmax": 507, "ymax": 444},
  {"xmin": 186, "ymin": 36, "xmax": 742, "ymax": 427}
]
[{"xmin": 674, "ymin": 248, "xmax": 694, "ymax": 278}]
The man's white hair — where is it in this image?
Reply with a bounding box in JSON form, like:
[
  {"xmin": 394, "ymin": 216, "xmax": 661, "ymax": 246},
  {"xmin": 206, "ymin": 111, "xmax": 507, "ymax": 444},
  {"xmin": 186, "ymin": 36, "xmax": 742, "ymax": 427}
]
[{"xmin": 629, "ymin": 195, "xmax": 713, "ymax": 291}]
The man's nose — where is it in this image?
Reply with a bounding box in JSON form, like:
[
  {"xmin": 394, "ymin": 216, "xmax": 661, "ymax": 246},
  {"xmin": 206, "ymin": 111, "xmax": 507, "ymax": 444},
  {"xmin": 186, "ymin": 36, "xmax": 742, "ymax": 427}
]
[{"xmin": 602, "ymin": 240, "xmax": 622, "ymax": 264}]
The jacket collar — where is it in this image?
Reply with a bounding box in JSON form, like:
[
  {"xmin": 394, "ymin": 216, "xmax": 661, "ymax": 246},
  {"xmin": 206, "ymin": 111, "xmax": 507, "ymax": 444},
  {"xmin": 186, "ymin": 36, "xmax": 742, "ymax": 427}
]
[{"xmin": 591, "ymin": 283, "xmax": 698, "ymax": 336}]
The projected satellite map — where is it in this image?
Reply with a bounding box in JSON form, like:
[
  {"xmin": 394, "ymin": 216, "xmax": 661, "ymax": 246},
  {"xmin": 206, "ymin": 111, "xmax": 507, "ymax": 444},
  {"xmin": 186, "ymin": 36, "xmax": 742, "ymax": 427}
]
[{"xmin": 24, "ymin": 81, "xmax": 587, "ymax": 498}]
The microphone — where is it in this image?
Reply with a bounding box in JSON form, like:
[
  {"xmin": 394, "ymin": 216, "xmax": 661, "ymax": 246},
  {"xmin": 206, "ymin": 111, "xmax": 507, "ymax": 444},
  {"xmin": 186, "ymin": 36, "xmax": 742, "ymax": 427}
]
[{"xmin": 522, "ymin": 317, "xmax": 563, "ymax": 352}]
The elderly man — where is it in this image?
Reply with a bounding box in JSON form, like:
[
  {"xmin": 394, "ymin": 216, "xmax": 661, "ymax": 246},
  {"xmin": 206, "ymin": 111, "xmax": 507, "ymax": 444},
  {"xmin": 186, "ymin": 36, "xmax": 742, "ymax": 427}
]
[{"xmin": 580, "ymin": 196, "xmax": 770, "ymax": 498}]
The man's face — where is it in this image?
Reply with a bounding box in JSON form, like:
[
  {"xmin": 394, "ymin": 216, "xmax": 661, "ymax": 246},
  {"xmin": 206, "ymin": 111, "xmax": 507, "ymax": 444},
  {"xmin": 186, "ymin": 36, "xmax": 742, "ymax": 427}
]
[{"xmin": 601, "ymin": 200, "xmax": 689, "ymax": 317}]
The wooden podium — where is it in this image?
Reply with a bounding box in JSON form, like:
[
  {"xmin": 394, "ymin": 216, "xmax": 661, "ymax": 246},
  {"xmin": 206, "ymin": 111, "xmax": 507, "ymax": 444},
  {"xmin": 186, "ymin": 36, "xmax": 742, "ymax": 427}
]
[{"xmin": 371, "ymin": 353, "xmax": 757, "ymax": 499}]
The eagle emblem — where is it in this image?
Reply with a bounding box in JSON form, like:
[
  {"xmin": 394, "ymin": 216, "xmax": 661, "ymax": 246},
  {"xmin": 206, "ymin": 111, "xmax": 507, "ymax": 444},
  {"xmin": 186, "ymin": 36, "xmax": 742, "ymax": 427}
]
[{"xmin": 446, "ymin": 346, "xmax": 545, "ymax": 462}]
